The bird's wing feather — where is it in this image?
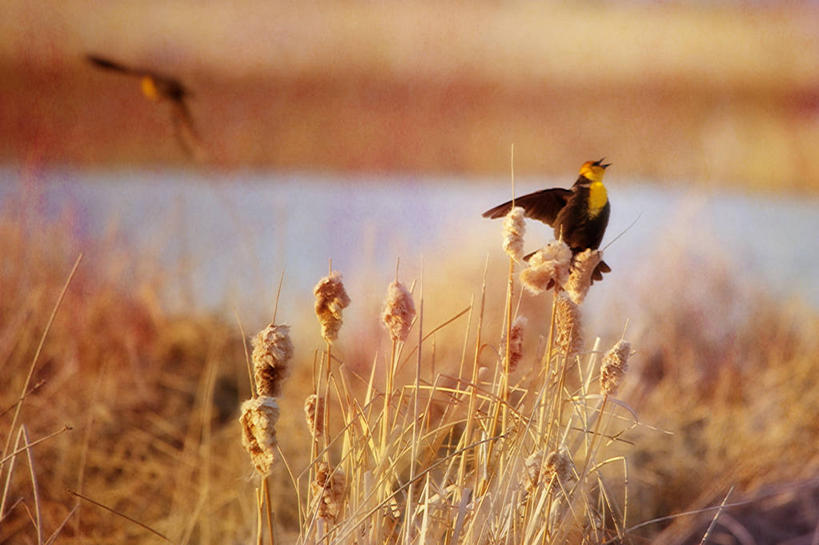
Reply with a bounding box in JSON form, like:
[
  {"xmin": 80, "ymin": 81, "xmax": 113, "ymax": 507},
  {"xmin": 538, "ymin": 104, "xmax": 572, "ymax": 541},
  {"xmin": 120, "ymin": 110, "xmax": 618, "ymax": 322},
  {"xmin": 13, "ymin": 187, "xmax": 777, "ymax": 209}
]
[
  {"xmin": 85, "ymin": 54, "xmax": 144, "ymax": 76},
  {"xmin": 482, "ymin": 188, "xmax": 572, "ymax": 226},
  {"xmin": 171, "ymin": 99, "xmax": 207, "ymax": 162}
]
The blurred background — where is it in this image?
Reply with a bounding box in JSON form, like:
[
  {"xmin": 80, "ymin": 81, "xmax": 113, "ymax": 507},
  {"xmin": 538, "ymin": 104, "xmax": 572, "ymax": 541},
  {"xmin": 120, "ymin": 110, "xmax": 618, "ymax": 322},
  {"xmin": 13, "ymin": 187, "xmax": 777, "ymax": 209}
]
[
  {"xmin": 3, "ymin": 1, "xmax": 819, "ymax": 188},
  {"xmin": 2, "ymin": 0, "xmax": 818, "ymax": 313},
  {"xmin": 2, "ymin": 2, "xmax": 819, "ymax": 543}
]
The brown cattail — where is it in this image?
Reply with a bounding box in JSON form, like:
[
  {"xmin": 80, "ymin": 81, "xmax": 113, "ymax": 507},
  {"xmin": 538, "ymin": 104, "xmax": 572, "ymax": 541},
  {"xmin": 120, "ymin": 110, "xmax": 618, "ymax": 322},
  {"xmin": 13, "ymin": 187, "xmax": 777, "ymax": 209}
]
[
  {"xmin": 304, "ymin": 393, "xmax": 325, "ymax": 438},
  {"xmin": 502, "ymin": 206, "xmax": 526, "ymax": 262},
  {"xmin": 524, "ymin": 446, "xmax": 574, "ymax": 495},
  {"xmin": 311, "ymin": 461, "xmax": 347, "ymax": 523},
  {"xmin": 524, "ymin": 450, "xmax": 545, "ymax": 494},
  {"xmin": 252, "ymin": 323, "xmax": 294, "ymax": 397},
  {"xmin": 565, "ymin": 249, "xmax": 603, "ymax": 305},
  {"xmin": 239, "ymin": 396, "xmax": 279, "ymax": 476},
  {"xmin": 314, "ymin": 272, "xmax": 351, "ymax": 343},
  {"xmin": 554, "ymin": 292, "xmax": 583, "ymax": 356},
  {"xmin": 381, "ymin": 280, "xmax": 416, "ymax": 342},
  {"xmin": 501, "ymin": 315, "xmax": 527, "ymax": 373},
  {"xmin": 520, "ymin": 240, "xmax": 572, "ymax": 295},
  {"xmin": 600, "ymin": 340, "xmax": 631, "ymax": 396}
]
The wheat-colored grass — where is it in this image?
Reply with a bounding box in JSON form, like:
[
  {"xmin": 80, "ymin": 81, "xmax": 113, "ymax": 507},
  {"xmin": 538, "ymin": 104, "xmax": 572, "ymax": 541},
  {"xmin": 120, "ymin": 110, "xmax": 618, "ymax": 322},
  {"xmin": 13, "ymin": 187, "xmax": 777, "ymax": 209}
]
[{"xmin": 2, "ymin": 188, "xmax": 818, "ymax": 544}]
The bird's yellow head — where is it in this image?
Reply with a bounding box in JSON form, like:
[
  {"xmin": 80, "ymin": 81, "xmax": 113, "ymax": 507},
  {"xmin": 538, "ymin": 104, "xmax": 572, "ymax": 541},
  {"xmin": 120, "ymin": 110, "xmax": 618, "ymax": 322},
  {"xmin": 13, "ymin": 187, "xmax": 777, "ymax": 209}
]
[
  {"xmin": 140, "ymin": 76, "xmax": 160, "ymax": 101},
  {"xmin": 578, "ymin": 158, "xmax": 611, "ymax": 184}
]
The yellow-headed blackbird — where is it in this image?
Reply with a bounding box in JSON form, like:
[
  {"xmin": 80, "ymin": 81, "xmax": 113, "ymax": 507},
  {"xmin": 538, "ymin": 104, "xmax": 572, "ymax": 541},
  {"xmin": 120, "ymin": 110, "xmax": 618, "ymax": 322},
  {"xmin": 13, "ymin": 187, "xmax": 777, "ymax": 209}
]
[
  {"xmin": 483, "ymin": 159, "xmax": 612, "ymax": 282},
  {"xmin": 85, "ymin": 54, "xmax": 205, "ymax": 160}
]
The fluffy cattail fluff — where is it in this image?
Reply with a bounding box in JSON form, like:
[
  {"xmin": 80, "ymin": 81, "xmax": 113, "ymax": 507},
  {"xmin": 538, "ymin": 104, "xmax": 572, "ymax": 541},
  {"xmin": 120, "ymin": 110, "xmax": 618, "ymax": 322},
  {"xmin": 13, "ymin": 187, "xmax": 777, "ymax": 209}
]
[
  {"xmin": 304, "ymin": 393, "xmax": 325, "ymax": 438},
  {"xmin": 600, "ymin": 340, "xmax": 631, "ymax": 396},
  {"xmin": 520, "ymin": 240, "xmax": 572, "ymax": 295},
  {"xmin": 501, "ymin": 315, "xmax": 527, "ymax": 373},
  {"xmin": 381, "ymin": 280, "xmax": 416, "ymax": 342},
  {"xmin": 311, "ymin": 461, "xmax": 347, "ymax": 523},
  {"xmin": 554, "ymin": 293, "xmax": 583, "ymax": 356},
  {"xmin": 314, "ymin": 272, "xmax": 351, "ymax": 343},
  {"xmin": 502, "ymin": 206, "xmax": 526, "ymax": 261},
  {"xmin": 565, "ymin": 249, "xmax": 603, "ymax": 305},
  {"xmin": 239, "ymin": 396, "xmax": 279, "ymax": 476},
  {"xmin": 525, "ymin": 446, "xmax": 574, "ymax": 495},
  {"xmin": 524, "ymin": 450, "xmax": 546, "ymax": 494},
  {"xmin": 251, "ymin": 323, "xmax": 293, "ymax": 397}
]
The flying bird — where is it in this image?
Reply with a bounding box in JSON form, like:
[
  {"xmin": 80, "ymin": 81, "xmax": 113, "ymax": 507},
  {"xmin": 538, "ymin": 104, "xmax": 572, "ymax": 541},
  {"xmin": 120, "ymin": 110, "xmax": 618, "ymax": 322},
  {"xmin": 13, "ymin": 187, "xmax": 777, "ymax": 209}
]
[{"xmin": 85, "ymin": 53, "xmax": 206, "ymax": 160}]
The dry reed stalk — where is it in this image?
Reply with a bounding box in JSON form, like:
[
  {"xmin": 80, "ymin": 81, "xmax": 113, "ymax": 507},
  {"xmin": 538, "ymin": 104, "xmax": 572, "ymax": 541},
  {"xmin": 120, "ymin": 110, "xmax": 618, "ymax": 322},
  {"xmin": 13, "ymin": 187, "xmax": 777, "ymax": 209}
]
[
  {"xmin": 456, "ymin": 258, "xmax": 488, "ymax": 497},
  {"xmin": 380, "ymin": 279, "xmax": 415, "ymax": 463},
  {"xmin": 314, "ymin": 270, "xmax": 350, "ymax": 456},
  {"xmin": 239, "ymin": 396, "xmax": 280, "ymax": 476},
  {"xmin": 565, "ymin": 249, "xmax": 603, "ymax": 305},
  {"xmin": 251, "ymin": 323, "xmax": 294, "ymax": 397},
  {"xmin": 520, "ymin": 240, "xmax": 572, "ymax": 295},
  {"xmin": 502, "ymin": 206, "xmax": 526, "ymax": 262},
  {"xmin": 310, "ymin": 461, "xmax": 346, "ymax": 524}
]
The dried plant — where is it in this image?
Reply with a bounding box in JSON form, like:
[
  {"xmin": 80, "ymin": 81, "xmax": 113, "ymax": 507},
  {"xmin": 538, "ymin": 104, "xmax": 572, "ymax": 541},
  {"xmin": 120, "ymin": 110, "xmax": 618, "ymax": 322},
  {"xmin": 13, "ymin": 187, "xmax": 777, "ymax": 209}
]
[
  {"xmin": 502, "ymin": 206, "xmax": 526, "ymax": 262},
  {"xmin": 600, "ymin": 340, "xmax": 631, "ymax": 396},
  {"xmin": 251, "ymin": 323, "xmax": 293, "ymax": 397},
  {"xmin": 554, "ymin": 292, "xmax": 583, "ymax": 356},
  {"xmin": 520, "ymin": 240, "xmax": 572, "ymax": 295},
  {"xmin": 526, "ymin": 446, "xmax": 575, "ymax": 495},
  {"xmin": 311, "ymin": 461, "xmax": 347, "ymax": 523},
  {"xmin": 314, "ymin": 271, "xmax": 351, "ymax": 343},
  {"xmin": 565, "ymin": 249, "xmax": 603, "ymax": 304},
  {"xmin": 501, "ymin": 315, "xmax": 527, "ymax": 373},
  {"xmin": 381, "ymin": 280, "xmax": 416, "ymax": 342},
  {"xmin": 304, "ymin": 393, "xmax": 325, "ymax": 438},
  {"xmin": 239, "ymin": 396, "xmax": 280, "ymax": 476}
]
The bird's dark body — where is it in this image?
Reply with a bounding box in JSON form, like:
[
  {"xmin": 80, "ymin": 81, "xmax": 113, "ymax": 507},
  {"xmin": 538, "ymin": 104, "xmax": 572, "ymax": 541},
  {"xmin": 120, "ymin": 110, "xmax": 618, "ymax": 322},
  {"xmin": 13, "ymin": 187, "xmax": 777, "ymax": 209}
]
[{"xmin": 552, "ymin": 183, "xmax": 610, "ymax": 252}]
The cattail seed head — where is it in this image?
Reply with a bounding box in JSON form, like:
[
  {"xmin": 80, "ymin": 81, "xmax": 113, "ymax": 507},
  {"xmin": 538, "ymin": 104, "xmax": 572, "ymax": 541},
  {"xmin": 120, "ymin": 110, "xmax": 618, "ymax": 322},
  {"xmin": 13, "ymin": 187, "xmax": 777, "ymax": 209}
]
[
  {"xmin": 304, "ymin": 393, "xmax": 325, "ymax": 438},
  {"xmin": 565, "ymin": 249, "xmax": 603, "ymax": 304},
  {"xmin": 381, "ymin": 280, "xmax": 416, "ymax": 342},
  {"xmin": 251, "ymin": 323, "xmax": 293, "ymax": 397},
  {"xmin": 600, "ymin": 340, "xmax": 631, "ymax": 396},
  {"xmin": 502, "ymin": 206, "xmax": 526, "ymax": 261},
  {"xmin": 314, "ymin": 272, "xmax": 351, "ymax": 343},
  {"xmin": 554, "ymin": 293, "xmax": 583, "ymax": 356},
  {"xmin": 501, "ymin": 315, "xmax": 527, "ymax": 374},
  {"xmin": 311, "ymin": 461, "xmax": 347, "ymax": 523},
  {"xmin": 544, "ymin": 446, "xmax": 574, "ymax": 493},
  {"xmin": 524, "ymin": 450, "xmax": 545, "ymax": 494},
  {"xmin": 525, "ymin": 446, "xmax": 574, "ymax": 494},
  {"xmin": 239, "ymin": 396, "xmax": 279, "ymax": 476},
  {"xmin": 520, "ymin": 240, "xmax": 572, "ymax": 295}
]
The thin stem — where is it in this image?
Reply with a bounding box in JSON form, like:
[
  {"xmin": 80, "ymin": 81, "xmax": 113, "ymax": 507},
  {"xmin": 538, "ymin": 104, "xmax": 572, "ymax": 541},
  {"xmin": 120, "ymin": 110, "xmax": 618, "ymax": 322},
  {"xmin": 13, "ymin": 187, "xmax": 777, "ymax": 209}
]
[{"xmin": 3, "ymin": 254, "xmax": 82, "ymax": 460}]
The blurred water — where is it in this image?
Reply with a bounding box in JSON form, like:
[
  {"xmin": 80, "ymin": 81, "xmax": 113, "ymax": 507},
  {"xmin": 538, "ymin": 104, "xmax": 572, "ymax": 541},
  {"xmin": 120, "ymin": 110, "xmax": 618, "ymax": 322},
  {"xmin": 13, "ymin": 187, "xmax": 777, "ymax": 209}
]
[{"xmin": 1, "ymin": 167, "xmax": 817, "ymax": 318}]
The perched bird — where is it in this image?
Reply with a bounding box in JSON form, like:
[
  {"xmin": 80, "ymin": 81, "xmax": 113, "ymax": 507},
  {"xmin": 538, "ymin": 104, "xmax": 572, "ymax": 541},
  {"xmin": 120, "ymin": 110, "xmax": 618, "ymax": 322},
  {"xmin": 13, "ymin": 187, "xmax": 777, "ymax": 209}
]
[
  {"xmin": 85, "ymin": 53, "xmax": 206, "ymax": 160},
  {"xmin": 483, "ymin": 159, "xmax": 612, "ymax": 282}
]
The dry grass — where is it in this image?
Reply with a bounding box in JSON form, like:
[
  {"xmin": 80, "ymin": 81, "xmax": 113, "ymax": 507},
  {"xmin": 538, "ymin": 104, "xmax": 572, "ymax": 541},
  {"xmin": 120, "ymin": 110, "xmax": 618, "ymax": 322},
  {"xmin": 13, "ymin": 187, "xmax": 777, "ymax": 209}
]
[{"xmin": 1, "ymin": 184, "xmax": 818, "ymax": 544}]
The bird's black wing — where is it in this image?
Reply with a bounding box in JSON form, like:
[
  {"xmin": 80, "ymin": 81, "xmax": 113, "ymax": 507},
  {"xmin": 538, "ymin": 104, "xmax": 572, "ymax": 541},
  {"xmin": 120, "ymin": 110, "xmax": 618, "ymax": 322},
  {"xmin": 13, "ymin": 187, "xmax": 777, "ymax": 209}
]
[
  {"xmin": 85, "ymin": 54, "xmax": 142, "ymax": 76},
  {"xmin": 482, "ymin": 188, "xmax": 572, "ymax": 226}
]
